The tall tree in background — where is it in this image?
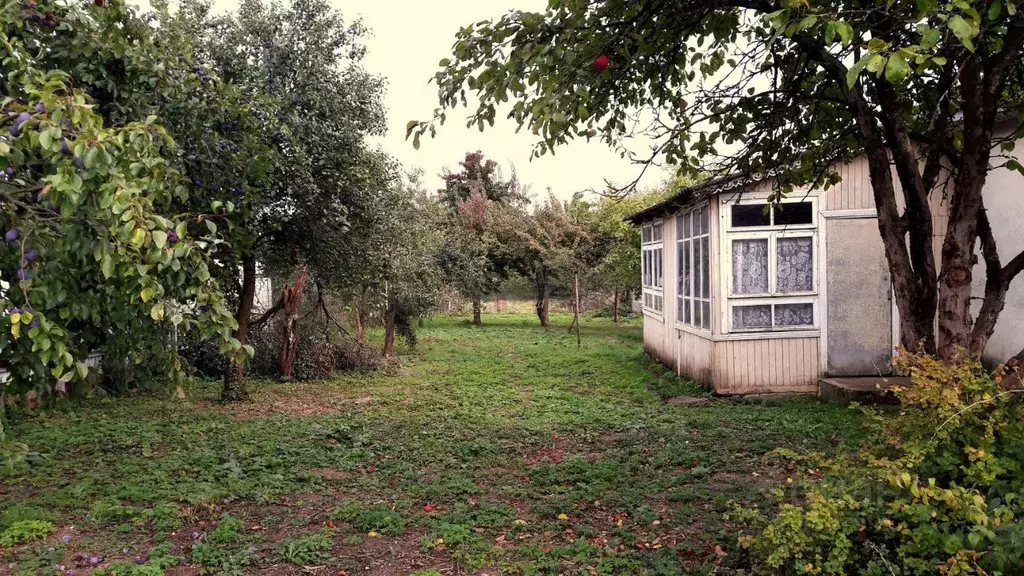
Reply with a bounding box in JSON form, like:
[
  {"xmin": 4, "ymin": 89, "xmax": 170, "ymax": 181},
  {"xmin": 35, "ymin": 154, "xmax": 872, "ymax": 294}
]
[
  {"xmin": 413, "ymin": 0, "xmax": 1024, "ymax": 362},
  {"xmin": 437, "ymin": 152, "xmax": 527, "ymax": 324}
]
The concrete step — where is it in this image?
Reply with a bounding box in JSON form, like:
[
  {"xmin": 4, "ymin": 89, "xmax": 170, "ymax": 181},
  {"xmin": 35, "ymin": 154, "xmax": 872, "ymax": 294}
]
[{"xmin": 818, "ymin": 376, "xmax": 910, "ymax": 404}]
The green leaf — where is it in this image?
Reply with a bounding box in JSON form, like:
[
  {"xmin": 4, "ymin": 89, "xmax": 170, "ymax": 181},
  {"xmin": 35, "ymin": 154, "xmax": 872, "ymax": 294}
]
[
  {"xmin": 866, "ymin": 54, "xmax": 887, "ymax": 74},
  {"xmin": 140, "ymin": 286, "xmax": 156, "ymax": 302},
  {"xmin": 835, "ymin": 21, "xmax": 853, "ymax": 45},
  {"xmin": 152, "ymin": 230, "xmax": 167, "ymax": 249},
  {"xmin": 39, "ymin": 129, "xmax": 52, "ymax": 149},
  {"xmin": 797, "ymin": 15, "xmax": 817, "ymax": 31},
  {"xmin": 131, "ymin": 227, "xmax": 146, "ymax": 247},
  {"xmin": 948, "ymin": 15, "xmax": 976, "ymax": 51},
  {"xmin": 150, "ymin": 302, "xmax": 165, "ymax": 322},
  {"xmin": 846, "ymin": 55, "xmax": 871, "ymax": 88},
  {"xmin": 988, "ymin": 0, "xmax": 1002, "ymax": 19},
  {"xmin": 101, "ymin": 254, "xmax": 114, "ymax": 279},
  {"xmin": 75, "ymin": 361, "xmax": 89, "ymax": 379},
  {"xmin": 885, "ymin": 52, "xmax": 910, "ymax": 83}
]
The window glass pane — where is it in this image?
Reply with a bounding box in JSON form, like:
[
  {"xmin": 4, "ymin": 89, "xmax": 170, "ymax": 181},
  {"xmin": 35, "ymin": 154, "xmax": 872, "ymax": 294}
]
[
  {"xmin": 643, "ymin": 226, "xmax": 650, "ymax": 243},
  {"xmin": 701, "ymin": 301, "xmax": 711, "ymax": 330},
  {"xmin": 676, "ymin": 214, "xmax": 688, "ymax": 240},
  {"xmin": 653, "ymin": 224, "xmax": 662, "ymax": 242},
  {"xmin": 732, "ymin": 239, "xmax": 769, "ymax": 294},
  {"xmin": 694, "ymin": 238, "xmax": 701, "ymax": 302},
  {"xmin": 700, "ymin": 236, "xmax": 710, "ymax": 298},
  {"xmin": 678, "ymin": 297, "xmax": 686, "ymax": 322},
  {"xmin": 681, "ymin": 212, "xmax": 691, "ymax": 239},
  {"xmin": 775, "ymin": 303, "xmax": 814, "ymax": 326},
  {"xmin": 733, "ymin": 305, "xmax": 772, "ymax": 329},
  {"xmin": 694, "ymin": 297, "xmax": 702, "ymax": 327},
  {"xmin": 654, "ymin": 295, "xmax": 662, "ymax": 312},
  {"xmin": 731, "ymin": 204, "xmax": 770, "ymax": 227},
  {"xmin": 699, "ymin": 205, "xmax": 710, "ymax": 235},
  {"xmin": 680, "ymin": 240, "xmax": 691, "ymax": 296},
  {"xmin": 777, "ymin": 237, "xmax": 814, "ymax": 293},
  {"xmin": 774, "ymin": 202, "xmax": 813, "ymax": 226},
  {"xmin": 655, "ymin": 248, "xmax": 663, "ymax": 287},
  {"xmin": 644, "ymin": 293, "xmax": 651, "ymax": 308}
]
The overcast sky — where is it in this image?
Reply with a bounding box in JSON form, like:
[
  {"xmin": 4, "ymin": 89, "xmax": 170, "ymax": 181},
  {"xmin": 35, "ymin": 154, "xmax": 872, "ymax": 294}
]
[{"xmin": 331, "ymin": 0, "xmax": 667, "ymax": 200}]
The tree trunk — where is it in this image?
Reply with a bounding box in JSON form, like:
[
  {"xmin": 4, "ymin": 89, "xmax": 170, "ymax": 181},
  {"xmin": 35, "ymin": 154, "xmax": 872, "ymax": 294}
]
[
  {"xmin": 535, "ymin": 266, "xmax": 549, "ymax": 327},
  {"xmin": 472, "ymin": 297, "xmax": 482, "ymax": 325},
  {"xmin": 222, "ymin": 255, "xmax": 256, "ymax": 402},
  {"xmin": 573, "ymin": 273, "xmax": 581, "ymax": 347},
  {"xmin": 278, "ymin": 267, "xmax": 308, "ymax": 381},
  {"xmin": 383, "ymin": 304, "xmax": 397, "ymax": 358},
  {"xmin": 355, "ymin": 290, "xmax": 369, "ymax": 341},
  {"xmin": 612, "ymin": 290, "xmax": 620, "ymax": 323}
]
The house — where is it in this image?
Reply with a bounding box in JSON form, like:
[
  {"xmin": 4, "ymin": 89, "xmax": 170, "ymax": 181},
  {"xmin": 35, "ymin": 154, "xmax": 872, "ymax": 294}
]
[{"xmin": 628, "ymin": 150, "xmax": 1024, "ymax": 395}]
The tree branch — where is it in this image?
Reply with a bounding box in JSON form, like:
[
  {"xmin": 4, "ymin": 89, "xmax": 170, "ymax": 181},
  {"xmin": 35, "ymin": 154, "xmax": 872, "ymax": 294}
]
[{"xmin": 248, "ymin": 297, "xmax": 283, "ymax": 330}]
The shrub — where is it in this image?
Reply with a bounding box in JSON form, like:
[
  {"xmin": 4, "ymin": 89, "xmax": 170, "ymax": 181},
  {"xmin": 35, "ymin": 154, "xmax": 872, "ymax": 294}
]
[{"xmin": 734, "ymin": 353, "xmax": 1024, "ymax": 575}]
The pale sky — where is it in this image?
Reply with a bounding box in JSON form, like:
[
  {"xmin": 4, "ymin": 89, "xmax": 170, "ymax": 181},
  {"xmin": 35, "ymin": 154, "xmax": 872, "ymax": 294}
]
[{"xmin": 332, "ymin": 0, "xmax": 667, "ymax": 200}]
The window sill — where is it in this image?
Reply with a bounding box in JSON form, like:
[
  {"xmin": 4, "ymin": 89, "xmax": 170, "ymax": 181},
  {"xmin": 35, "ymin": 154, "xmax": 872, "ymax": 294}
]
[
  {"xmin": 675, "ymin": 323, "xmax": 712, "ymax": 339},
  {"xmin": 716, "ymin": 329, "xmax": 820, "ymax": 341},
  {"xmin": 642, "ymin": 309, "xmax": 664, "ymax": 322}
]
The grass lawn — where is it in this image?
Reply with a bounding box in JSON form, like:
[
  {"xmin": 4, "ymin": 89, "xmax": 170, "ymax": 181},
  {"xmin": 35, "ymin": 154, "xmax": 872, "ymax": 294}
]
[{"xmin": 1, "ymin": 313, "xmax": 864, "ymax": 575}]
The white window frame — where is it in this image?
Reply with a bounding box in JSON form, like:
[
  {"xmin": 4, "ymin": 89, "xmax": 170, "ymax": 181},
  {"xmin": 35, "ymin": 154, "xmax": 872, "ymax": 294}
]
[
  {"xmin": 676, "ymin": 203, "xmax": 711, "ymax": 332},
  {"xmin": 641, "ymin": 221, "xmax": 664, "ymax": 316},
  {"xmin": 722, "ymin": 196, "xmax": 819, "ymax": 333}
]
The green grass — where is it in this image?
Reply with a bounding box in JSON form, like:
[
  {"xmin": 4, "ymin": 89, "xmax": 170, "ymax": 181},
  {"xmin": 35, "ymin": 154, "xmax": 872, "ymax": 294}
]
[{"xmin": 1, "ymin": 313, "xmax": 865, "ymax": 575}]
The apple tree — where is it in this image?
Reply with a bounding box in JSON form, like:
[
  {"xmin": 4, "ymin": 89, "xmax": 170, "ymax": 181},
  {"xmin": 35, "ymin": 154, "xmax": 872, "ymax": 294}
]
[{"xmin": 412, "ymin": 0, "xmax": 1024, "ymax": 362}]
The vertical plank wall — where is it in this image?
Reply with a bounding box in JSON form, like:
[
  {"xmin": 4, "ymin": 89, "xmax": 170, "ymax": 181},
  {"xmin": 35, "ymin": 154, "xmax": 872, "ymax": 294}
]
[
  {"xmin": 676, "ymin": 330, "xmax": 714, "ymax": 384},
  {"xmin": 711, "ymin": 338, "xmax": 820, "ymax": 394},
  {"xmin": 823, "ymin": 157, "xmax": 875, "ymax": 211}
]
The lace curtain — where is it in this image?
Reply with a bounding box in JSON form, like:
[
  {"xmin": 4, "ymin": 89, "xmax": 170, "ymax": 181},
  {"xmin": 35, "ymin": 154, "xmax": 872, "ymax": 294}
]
[
  {"xmin": 775, "ymin": 303, "xmax": 814, "ymax": 326},
  {"xmin": 777, "ymin": 237, "xmax": 813, "ymax": 292},
  {"xmin": 732, "ymin": 239, "xmax": 769, "ymax": 294},
  {"xmin": 733, "ymin": 305, "xmax": 771, "ymax": 329}
]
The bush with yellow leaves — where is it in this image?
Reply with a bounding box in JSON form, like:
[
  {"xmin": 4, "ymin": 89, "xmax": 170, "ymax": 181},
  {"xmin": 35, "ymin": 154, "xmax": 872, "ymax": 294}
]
[{"xmin": 731, "ymin": 353, "xmax": 1024, "ymax": 575}]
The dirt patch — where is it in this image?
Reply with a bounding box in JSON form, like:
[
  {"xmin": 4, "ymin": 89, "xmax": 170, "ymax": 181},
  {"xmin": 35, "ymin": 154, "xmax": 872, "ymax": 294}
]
[
  {"xmin": 196, "ymin": 386, "xmax": 377, "ymax": 420},
  {"xmin": 309, "ymin": 467, "xmax": 356, "ymax": 481},
  {"xmin": 333, "ymin": 530, "xmax": 451, "ymax": 576}
]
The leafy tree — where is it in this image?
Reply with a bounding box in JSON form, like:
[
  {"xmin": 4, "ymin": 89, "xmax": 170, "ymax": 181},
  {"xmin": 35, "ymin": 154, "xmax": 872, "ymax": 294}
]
[
  {"xmin": 413, "ymin": 0, "xmax": 1024, "ymax": 361},
  {"xmin": 0, "ymin": 7, "xmax": 236, "ymax": 398},
  {"xmin": 380, "ymin": 170, "xmax": 445, "ymax": 357},
  {"xmin": 166, "ymin": 0, "xmax": 386, "ymax": 399},
  {"xmin": 436, "ymin": 152, "xmax": 528, "ymax": 324}
]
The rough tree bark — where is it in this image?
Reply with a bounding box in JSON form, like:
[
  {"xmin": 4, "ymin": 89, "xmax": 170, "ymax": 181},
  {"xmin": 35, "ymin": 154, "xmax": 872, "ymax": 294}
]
[
  {"xmin": 472, "ymin": 297, "xmax": 482, "ymax": 325},
  {"xmin": 278, "ymin": 266, "xmax": 308, "ymax": 381},
  {"xmin": 222, "ymin": 255, "xmax": 256, "ymax": 402},
  {"xmin": 612, "ymin": 290, "xmax": 620, "ymax": 323}
]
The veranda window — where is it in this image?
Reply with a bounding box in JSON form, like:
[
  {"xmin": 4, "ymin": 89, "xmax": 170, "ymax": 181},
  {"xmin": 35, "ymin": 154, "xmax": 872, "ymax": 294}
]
[
  {"xmin": 641, "ymin": 222, "xmax": 663, "ymax": 314},
  {"xmin": 725, "ymin": 200, "xmax": 817, "ymax": 332},
  {"xmin": 677, "ymin": 204, "xmax": 711, "ymax": 330}
]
